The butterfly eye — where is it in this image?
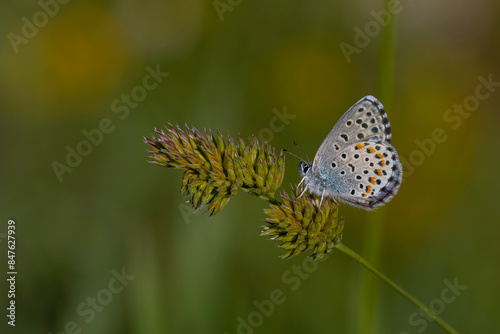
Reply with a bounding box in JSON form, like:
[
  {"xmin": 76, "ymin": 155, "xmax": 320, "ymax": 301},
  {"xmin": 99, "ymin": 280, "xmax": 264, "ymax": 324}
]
[{"xmin": 298, "ymin": 161, "xmax": 310, "ymax": 176}]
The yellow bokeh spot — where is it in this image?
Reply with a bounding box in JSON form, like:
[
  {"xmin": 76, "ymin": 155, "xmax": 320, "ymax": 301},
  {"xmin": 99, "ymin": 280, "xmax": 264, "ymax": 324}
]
[
  {"xmin": 1, "ymin": 2, "xmax": 133, "ymax": 121},
  {"xmin": 40, "ymin": 3, "xmax": 132, "ymax": 112},
  {"xmin": 271, "ymin": 38, "xmax": 353, "ymax": 117},
  {"xmin": 114, "ymin": 0, "xmax": 203, "ymax": 59}
]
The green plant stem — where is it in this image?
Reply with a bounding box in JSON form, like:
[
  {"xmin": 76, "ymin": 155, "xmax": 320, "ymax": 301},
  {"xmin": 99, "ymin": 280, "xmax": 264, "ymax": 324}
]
[
  {"xmin": 336, "ymin": 243, "xmax": 460, "ymax": 334},
  {"xmin": 357, "ymin": 0, "xmax": 398, "ymax": 332},
  {"xmin": 357, "ymin": 211, "xmax": 383, "ymax": 333}
]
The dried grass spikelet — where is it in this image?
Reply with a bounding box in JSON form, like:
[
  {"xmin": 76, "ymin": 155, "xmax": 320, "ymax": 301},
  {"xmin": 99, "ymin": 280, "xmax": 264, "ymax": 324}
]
[
  {"xmin": 145, "ymin": 124, "xmax": 285, "ymax": 215},
  {"xmin": 262, "ymin": 185, "xmax": 344, "ymax": 259}
]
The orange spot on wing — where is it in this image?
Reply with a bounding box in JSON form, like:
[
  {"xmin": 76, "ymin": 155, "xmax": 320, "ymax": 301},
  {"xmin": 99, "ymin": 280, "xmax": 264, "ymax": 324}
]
[
  {"xmin": 356, "ymin": 143, "xmax": 365, "ymax": 150},
  {"xmin": 370, "ymin": 178, "xmax": 376, "ymax": 185},
  {"xmin": 362, "ymin": 194, "xmax": 367, "ymax": 198},
  {"xmin": 376, "ymin": 169, "xmax": 382, "ymax": 176},
  {"xmin": 380, "ymin": 160, "xmax": 386, "ymax": 167},
  {"xmin": 367, "ymin": 147, "xmax": 375, "ymax": 153},
  {"xmin": 366, "ymin": 185, "xmax": 372, "ymax": 193},
  {"xmin": 375, "ymin": 153, "xmax": 383, "ymax": 159}
]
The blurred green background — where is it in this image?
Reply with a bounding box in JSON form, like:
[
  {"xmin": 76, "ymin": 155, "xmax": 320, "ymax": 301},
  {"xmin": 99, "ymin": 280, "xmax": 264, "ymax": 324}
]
[{"xmin": 1, "ymin": 0, "xmax": 499, "ymax": 333}]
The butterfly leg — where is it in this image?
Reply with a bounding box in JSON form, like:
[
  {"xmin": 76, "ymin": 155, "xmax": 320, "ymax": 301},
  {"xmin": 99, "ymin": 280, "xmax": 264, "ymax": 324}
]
[
  {"xmin": 297, "ymin": 176, "xmax": 308, "ymax": 198},
  {"xmin": 317, "ymin": 189, "xmax": 328, "ymax": 214},
  {"xmin": 297, "ymin": 175, "xmax": 306, "ymax": 189},
  {"xmin": 298, "ymin": 186, "xmax": 308, "ymax": 199},
  {"xmin": 319, "ymin": 189, "xmax": 325, "ymax": 207}
]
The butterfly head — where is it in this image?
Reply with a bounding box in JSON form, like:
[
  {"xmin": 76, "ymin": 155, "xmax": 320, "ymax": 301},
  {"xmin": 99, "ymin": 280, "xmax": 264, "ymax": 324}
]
[{"xmin": 298, "ymin": 161, "xmax": 311, "ymax": 177}]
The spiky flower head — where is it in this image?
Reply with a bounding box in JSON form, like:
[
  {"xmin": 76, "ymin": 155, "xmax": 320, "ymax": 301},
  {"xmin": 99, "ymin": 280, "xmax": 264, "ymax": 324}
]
[
  {"xmin": 145, "ymin": 124, "xmax": 285, "ymax": 215},
  {"xmin": 262, "ymin": 185, "xmax": 344, "ymax": 259}
]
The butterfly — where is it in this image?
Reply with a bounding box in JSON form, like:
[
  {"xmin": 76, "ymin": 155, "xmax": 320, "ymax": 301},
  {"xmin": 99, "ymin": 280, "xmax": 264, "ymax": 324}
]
[{"xmin": 298, "ymin": 95, "xmax": 402, "ymax": 210}]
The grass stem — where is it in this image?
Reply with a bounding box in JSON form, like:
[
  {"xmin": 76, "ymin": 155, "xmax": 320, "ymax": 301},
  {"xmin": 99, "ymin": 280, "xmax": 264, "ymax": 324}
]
[
  {"xmin": 336, "ymin": 243, "xmax": 460, "ymax": 334},
  {"xmin": 357, "ymin": 0, "xmax": 398, "ymax": 331}
]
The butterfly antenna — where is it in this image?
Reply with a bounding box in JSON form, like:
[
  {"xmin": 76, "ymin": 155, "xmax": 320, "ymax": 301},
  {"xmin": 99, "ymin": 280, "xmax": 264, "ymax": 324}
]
[
  {"xmin": 293, "ymin": 141, "xmax": 311, "ymax": 164},
  {"xmin": 282, "ymin": 148, "xmax": 305, "ymax": 162}
]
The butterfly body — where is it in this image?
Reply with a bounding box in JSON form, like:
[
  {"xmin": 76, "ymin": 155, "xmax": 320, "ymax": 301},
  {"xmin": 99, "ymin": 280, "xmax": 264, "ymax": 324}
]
[{"xmin": 299, "ymin": 95, "xmax": 402, "ymax": 210}]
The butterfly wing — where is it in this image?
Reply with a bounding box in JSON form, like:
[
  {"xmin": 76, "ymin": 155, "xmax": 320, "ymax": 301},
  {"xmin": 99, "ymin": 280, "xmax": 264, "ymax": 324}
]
[
  {"xmin": 327, "ymin": 140, "xmax": 402, "ymax": 209},
  {"xmin": 307, "ymin": 96, "xmax": 401, "ymax": 209},
  {"xmin": 311, "ymin": 95, "xmax": 392, "ymax": 170}
]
